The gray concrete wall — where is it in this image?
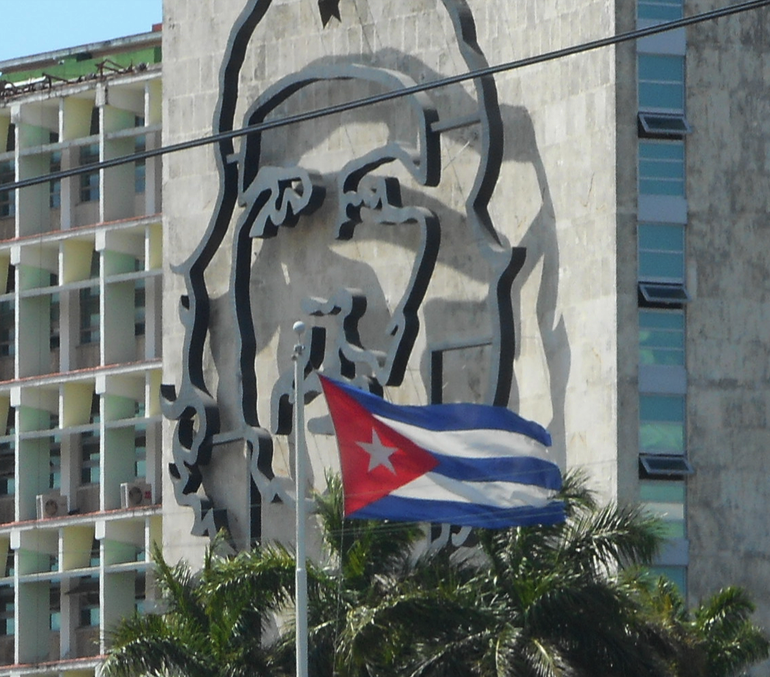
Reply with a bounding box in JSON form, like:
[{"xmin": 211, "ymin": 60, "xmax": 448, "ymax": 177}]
[
  {"xmin": 615, "ymin": 0, "xmax": 641, "ymax": 506},
  {"xmin": 492, "ymin": 0, "xmax": 623, "ymax": 499},
  {"xmin": 161, "ymin": 0, "xmax": 623, "ymax": 561},
  {"xmin": 685, "ymin": 2, "xmax": 770, "ymax": 624}
]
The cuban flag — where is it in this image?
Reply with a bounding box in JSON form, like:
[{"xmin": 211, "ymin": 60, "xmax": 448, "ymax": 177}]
[{"xmin": 319, "ymin": 375, "xmax": 565, "ymax": 528}]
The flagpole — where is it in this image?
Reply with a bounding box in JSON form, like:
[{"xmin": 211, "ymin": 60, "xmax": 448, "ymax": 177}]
[{"xmin": 292, "ymin": 321, "xmax": 309, "ymax": 677}]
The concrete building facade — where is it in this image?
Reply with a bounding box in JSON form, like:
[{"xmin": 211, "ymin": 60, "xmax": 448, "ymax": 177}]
[
  {"xmin": 1, "ymin": 0, "xmax": 769, "ymax": 672},
  {"xmin": 161, "ymin": 0, "xmax": 770, "ymax": 628},
  {"xmin": 0, "ymin": 32, "xmax": 163, "ymax": 677}
]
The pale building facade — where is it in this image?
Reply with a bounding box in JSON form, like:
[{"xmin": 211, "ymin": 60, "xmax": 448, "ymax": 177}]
[{"xmin": 0, "ymin": 32, "xmax": 163, "ymax": 677}]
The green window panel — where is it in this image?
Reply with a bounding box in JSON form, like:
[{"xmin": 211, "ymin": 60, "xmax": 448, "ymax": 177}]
[
  {"xmin": 639, "ymin": 141, "xmax": 685, "ymax": 196},
  {"xmin": 638, "ymin": 0, "xmax": 683, "ymax": 21},
  {"xmin": 639, "ymin": 54, "xmax": 685, "ymax": 111},
  {"xmin": 640, "ymin": 393, "xmax": 685, "ymax": 455},
  {"xmin": 639, "ymin": 309, "xmax": 685, "ymax": 366},
  {"xmin": 640, "ymin": 480, "xmax": 685, "ymax": 538},
  {"xmin": 639, "ymin": 222, "xmax": 685, "ymax": 282}
]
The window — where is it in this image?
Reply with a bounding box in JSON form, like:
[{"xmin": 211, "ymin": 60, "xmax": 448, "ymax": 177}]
[
  {"xmin": 3, "ymin": 124, "xmax": 14, "ymax": 153},
  {"xmin": 89, "ymin": 538, "xmax": 100, "ymax": 567},
  {"xmin": 50, "ymin": 294, "xmax": 60, "ymax": 350},
  {"xmin": 640, "ymin": 454, "xmax": 694, "ymax": 477},
  {"xmin": 640, "ymin": 394, "xmax": 685, "ymax": 456},
  {"xmin": 639, "ymin": 309, "xmax": 684, "ymax": 366},
  {"xmin": 89, "ymin": 392, "xmax": 100, "ymax": 424},
  {"xmin": 3, "ymin": 408, "xmax": 13, "ymax": 436},
  {"xmin": 80, "ymin": 431, "xmax": 100, "ymax": 485},
  {"xmin": 638, "ymin": 54, "xmax": 685, "ymax": 112},
  {"xmin": 79, "ymin": 144, "xmax": 99, "ymax": 203},
  {"xmin": 49, "ymin": 436, "xmax": 61, "ymax": 490},
  {"xmin": 0, "ymin": 162, "xmax": 14, "ymax": 219},
  {"xmin": 89, "ymin": 107, "xmax": 99, "ymax": 136},
  {"xmin": 49, "ymin": 152, "xmax": 61, "ymax": 209},
  {"xmin": 135, "ymin": 279, "xmax": 145, "ymax": 336},
  {"xmin": 135, "ymin": 572, "xmax": 145, "ymax": 614},
  {"xmin": 80, "ymin": 286, "xmax": 100, "ymax": 344},
  {"xmin": 639, "ymin": 140, "xmax": 685, "ymax": 196},
  {"xmin": 637, "ymin": 0, "xmax": 683, "ymax": 21},
  {"xmin": 76, "ymin": 577, "xmax": 99, "ymax": 627},
  {"xmin": 0, "ymin": 301, "xmax": 14, "ymax": 357},
  {"xmin": 638, "ymin": 113, "xmax": 691, "ymax": 139},
  {"xmin": 638, "ymin": 282, "xmax": 690, "ymax": 306},
  {"xmin": 0, "ymin": 443, "xmax": 14, "ymax": 496},
  {"xmin": 640, "ymin": 480, "xmax": 685, "ymax": 538},
  {"xmin": 0, "ymin": 588, "xmax": 13, "ymax": 636},
  {"xmin": 80, "ymin": 601, "xmax": 100, "ymax": 627},
  {"xmin": 639, "ymin": 222, "xmax": 685, "ymax": 282},
  {"xmin": 135, "ymin": 136, "xmax": 146, "ymax": 194},
  {"xmin": 49, "ymin": 583, "xmax": 61, "ymax": 631},
  {"xmin": 135, "ymin": 426, "xmax": 147, "ymax": 478}
]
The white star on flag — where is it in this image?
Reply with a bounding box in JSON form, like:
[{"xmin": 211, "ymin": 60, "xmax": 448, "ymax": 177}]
[{"xmin": 358, "ymin": 429, "xmax": 399, "ymax": 474}]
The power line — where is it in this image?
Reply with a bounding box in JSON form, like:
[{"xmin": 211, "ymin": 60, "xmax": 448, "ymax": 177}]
[{"xmin": 2, "ymin": 0, "xmax": 768, "ymax": 192}]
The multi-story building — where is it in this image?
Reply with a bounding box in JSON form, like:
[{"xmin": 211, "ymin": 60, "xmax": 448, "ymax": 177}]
[
  {"xmin": 0, "ymin": 30, "xmax": 163, "ymax": 676},
  {"xmin": 160, "ymin": 0, "xmax": 770, "ymax": 639},
  {"xmin": 15, "ymin": 2, "xmax": 770, "ymax": 673}
]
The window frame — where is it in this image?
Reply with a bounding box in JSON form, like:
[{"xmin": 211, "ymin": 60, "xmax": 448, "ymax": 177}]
[{"xmin": 78, "ymin": 144, "xmax": 100, "ymax": 203}]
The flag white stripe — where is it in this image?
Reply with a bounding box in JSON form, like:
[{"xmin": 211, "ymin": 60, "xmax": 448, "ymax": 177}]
[
  {"xmin": 389, "ymin": 472, "xmax": 556, "ymax": 508},
  {"xmin": 375, "ymin": 415, "xmax": 553, "ymax": 462}
]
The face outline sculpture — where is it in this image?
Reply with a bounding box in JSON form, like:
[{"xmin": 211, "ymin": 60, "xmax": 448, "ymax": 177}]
[{"xmin": 162, "ymin": 0, "xmax": 530, "ymax": 541}]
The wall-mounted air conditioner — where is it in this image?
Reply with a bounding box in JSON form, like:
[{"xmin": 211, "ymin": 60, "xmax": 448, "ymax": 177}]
[
  {"xmin": 36, "ymin": 493, "xmax": 68, "ymax": 519},
  {"xmin": 120, "ymin": 481, "xmax": 152, "ymax": 509}
]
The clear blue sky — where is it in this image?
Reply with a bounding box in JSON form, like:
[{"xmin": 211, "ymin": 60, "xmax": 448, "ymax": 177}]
[{"xmin": 0, "ymin": 0, "xmax": 163, "ymax": 63}]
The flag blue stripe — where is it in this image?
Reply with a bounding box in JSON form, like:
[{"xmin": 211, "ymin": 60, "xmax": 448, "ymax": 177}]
[
  {"xmin": 431, "ymin": 454, "xmax": 562, "ymax": 490},
  {"xmin": 349, "ymin": 494, "xmax": 566, "ymax": 529},
  {"xmin": 329, "ymin": 378, "xmax": 551, "ymax": 446}
]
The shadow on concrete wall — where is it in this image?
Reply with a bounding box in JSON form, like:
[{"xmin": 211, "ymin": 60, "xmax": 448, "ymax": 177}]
[{"xmin": 163, "ymin": 0, "xmax": 570, "ymax": 542}]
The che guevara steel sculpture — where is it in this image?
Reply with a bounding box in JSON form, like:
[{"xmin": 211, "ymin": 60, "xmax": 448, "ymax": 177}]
[{"xmin": 161, "ymin": 0, "xmax": 532, "ymax": 541}]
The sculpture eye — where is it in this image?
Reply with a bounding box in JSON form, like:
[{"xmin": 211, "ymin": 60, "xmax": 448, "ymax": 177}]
[
  {"xmin": 240, "ymin": 166, "xmax": 326, "ymax": 239},
  {"xmin": 337, "ymin": 176, "xmax": 403, "ymax": 239}
]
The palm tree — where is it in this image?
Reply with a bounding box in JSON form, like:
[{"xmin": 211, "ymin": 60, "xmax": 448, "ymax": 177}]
[
  {"xmin": 350, "ymin": 470, "xmax": 677, "ymax": 677},
  {"xmin": 286, "ymin": 470, "xmax": 674, "ymax": 677},
  {"xmin": 102, "ymin": 538, "xmax": 295, "ymax": 677},
  {"xmin": 104, "ymin": 471, "xmax": 768, "ymax": 677},
  {"xmin": 271, "ymin": 474, "xmax": 430, "ymax": 677},
  {"xmin": 638, "ymin": 575, "xmax": 769, "ymax": 677}
]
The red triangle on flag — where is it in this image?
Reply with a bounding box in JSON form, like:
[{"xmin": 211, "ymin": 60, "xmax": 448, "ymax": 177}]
[{"xmin": 321, "ymin": 378, "xmax": 438, "ymax": 515}]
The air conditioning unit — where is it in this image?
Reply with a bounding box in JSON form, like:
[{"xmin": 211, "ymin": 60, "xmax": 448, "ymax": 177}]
[
  {"xmin": 36, "ymin": 493, "xmax": 68, "ymax": 520},
  {"xmin": 120, "ymin": 481, "xmax": 152, "ymax": 508}
]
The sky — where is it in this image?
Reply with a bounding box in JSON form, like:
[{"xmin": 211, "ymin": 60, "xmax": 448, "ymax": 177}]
[{"xmin": 0, "ymin": 0, "xmax": 162, "ymax": 63}]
